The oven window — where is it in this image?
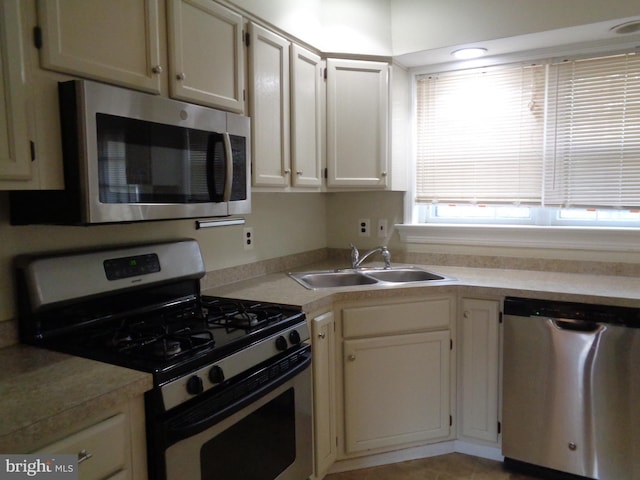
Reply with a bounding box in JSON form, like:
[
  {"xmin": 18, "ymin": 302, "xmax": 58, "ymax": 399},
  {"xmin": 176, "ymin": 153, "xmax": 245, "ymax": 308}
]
[{"xmin": 200, "ymin": 388, "xmax": 296, "ymax": 480}]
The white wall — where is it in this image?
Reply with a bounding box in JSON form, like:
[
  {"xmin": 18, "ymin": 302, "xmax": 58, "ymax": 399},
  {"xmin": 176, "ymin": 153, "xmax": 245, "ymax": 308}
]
[
  {"xmin": 228, "ymin": 0, "xmax": 392, "ymax": 55},
  {"xmin": 0, "ymin": 192, "xmax": 326, "ymax": 322}
]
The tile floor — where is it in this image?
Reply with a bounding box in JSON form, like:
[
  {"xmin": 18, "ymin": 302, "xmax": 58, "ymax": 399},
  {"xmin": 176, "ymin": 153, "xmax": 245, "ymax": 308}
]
[{"xmin": 324, "ymin": 453, "xmax": 541, "ymax": 480}]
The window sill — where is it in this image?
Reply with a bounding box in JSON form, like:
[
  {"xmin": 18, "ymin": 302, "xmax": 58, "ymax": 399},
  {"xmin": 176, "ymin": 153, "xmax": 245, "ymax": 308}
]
[{"xmin": 396, "ymin": 224, "xmax": 640, "ymax": 252}]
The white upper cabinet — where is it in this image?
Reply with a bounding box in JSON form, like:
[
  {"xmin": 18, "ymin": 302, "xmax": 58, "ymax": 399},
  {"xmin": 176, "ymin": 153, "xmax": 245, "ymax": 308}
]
[
  {"xmin": 0, "ymin": 0, "xmax": 33, "ymax": 183},
  {"xmin": 248, "ymin": 22, "xmax": 291, "ymax": 188},
  {"xmin": 37, "ymin": 0, "xmax": 246, "ymax": 113},
  {"xmin": 167, "ymin": 0, "xmax": 245, "ymax": 112},
  {"xmin": 326, "ymin": 58, "xmax": 389, "ymax": 189},
  {"xmin": 290, "ymin": 44, "xmax": 323, "ymax": 188},
  {"xmin": 36, "ymin": 0, "xmax": 163, "ymax": 93}
]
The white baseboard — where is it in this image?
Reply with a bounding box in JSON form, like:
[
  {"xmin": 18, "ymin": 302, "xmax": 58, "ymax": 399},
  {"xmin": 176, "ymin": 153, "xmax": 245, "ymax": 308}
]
[
  {"xmin": 454, "ymin": 441, "xmax": 503, "ymax": 461},
  {"xmin": 327, "ymin": 441, "xmax": 502, "ymax": 474}
]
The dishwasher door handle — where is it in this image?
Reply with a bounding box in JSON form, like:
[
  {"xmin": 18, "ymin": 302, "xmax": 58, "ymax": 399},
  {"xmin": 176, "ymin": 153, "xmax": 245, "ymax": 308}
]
[{"xmin": 538, "ymin": 316, "xmax": 603, "ymax": 332}]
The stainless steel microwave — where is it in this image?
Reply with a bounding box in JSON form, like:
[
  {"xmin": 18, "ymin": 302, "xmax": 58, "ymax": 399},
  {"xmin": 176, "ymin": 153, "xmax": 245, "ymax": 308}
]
[{"xmin": 10, "ymin": 80, "xmax": 251, "ymax": 225}]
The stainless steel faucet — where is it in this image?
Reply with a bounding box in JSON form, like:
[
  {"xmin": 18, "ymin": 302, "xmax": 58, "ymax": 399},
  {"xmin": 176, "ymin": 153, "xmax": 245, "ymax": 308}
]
[{"xmin": 350, "ymin": 244, "xmax": 391, "ymax": 269}]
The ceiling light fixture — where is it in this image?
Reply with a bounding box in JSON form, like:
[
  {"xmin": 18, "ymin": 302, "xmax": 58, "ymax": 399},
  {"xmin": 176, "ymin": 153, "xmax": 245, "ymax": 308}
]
[{"xmin": 451, "ymin": 47, "xmax": 488, "ymax": 60}]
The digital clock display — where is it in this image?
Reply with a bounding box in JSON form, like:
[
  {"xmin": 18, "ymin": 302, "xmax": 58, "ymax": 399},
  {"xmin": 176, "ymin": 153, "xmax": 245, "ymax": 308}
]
[{"xmin": 104, "ymin": 253, "xmax": 161, "ymax": 280}]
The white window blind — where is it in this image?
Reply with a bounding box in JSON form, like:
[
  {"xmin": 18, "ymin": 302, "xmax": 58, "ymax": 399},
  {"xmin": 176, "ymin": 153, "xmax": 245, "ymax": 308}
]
[
  {"xmin": 416, "ymin": 65, "xmax": 546, "ymax": 205},
  {"xmin": 416, "ymin": 51, "xmax": 640, "ymax": 209},
  {"xmin": 544, "ymin": 53, "xmax": 640, "ymax": 208}
]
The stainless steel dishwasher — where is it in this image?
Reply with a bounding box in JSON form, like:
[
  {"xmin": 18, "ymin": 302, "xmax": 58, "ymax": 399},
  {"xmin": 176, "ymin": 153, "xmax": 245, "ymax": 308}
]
[{"xmin": 502, "ymin": 297, "xmax": 640, "ymax": 480}]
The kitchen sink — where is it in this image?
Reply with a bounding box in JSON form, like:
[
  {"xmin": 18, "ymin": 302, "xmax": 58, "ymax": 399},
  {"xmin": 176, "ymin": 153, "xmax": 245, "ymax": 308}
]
[
  {"xmin": 363, "ymin": 268, "xmax": 446, "ymax": 283},
  {"xmin": 288, "ymin": 266, "xmax": 453, "ymax": 290},
  {"xmin": 292, "ymin": 271, "xmax": 378, "ymax": 289}
]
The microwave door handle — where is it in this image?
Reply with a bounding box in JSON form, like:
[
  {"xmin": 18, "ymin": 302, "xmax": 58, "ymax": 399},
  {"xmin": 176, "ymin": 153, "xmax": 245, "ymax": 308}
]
[{"xmin": 222, "ymin": 133, "xmax": 233, "ymax": 202}]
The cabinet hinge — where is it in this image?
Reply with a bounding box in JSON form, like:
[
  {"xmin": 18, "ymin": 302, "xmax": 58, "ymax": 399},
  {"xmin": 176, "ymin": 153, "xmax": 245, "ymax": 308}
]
[
  {"xmin": 30, "ymin": 141, "xmax": 36, "ymax": 161},
  {"xmin": 244, "ymin": 31, "xmax": 250, "ymax": 47},
  {"xmin": 243, "ymin": 89, "xmax": 246, "ymax": 101},
  {"xmin": 323, "ymin": 67, "xmax": 327, "ymax": 80},
  {"xmin": 33, "ymin": 26, "xmax": 43, "ymax": 49},
  {"xmin": 498, "ymin": 421, "xmax": 502, "ymax": 434},
  {"xmin": 499, "ymin": 312, "xmax": 503, "ymax": 324},
  {"xmin": 323, "ymin": 167, "xmax": 328, "ymax": 179},
  {"xmin": 450, "ymin": 339, "xmax": 453, "ymax": 350},
  {"xmin": 449, "ymin": 415, "xmax": 453, "ymax": 426}
]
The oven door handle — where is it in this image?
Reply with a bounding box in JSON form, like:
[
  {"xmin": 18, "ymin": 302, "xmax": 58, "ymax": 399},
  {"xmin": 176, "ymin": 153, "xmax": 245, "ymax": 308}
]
[{"xmin": 164, "ymin": 346, "xmax": 311, "ymax": 446}]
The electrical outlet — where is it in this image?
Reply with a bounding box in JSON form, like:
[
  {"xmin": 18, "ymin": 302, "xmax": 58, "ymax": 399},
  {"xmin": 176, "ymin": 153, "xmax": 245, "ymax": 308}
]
[
  {"xmin": 378, "ymin": 219, "xmax": 388, "ymax": 238},
  {"xmin": 243, "ymin": 227, "xmax": 254, "ymax": 250},
  {"xmin": 358, "ymin": 218, "xmax": 370, "ymax": 237}
]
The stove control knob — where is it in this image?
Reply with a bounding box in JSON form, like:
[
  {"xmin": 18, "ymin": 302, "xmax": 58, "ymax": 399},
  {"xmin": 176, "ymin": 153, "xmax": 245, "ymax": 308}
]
[
  {"xmin": 186, "ymin": 375, "xmax": 204, "ymax": 395},
  {"xmin": 275, "ymin": 335, "xmax": 288, "ymax": 351},
  {"xmin": 209, "ymin": 365, "xmax": 225, "ymax": 384},
  {"xmin": 289, "ymin": 330, "xmax": 301, "ymax": 345}
]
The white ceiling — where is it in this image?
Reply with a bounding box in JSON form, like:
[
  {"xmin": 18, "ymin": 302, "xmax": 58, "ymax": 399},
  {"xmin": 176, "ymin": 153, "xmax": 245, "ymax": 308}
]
[{"xmin": 395, "ymin": 16, "xmax": 640, "ymax": 69}]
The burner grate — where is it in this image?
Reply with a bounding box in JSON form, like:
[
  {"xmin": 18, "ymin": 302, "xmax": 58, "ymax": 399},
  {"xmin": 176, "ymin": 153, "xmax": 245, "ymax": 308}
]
[
  {"xmin": 202, "ymin": 298, "xmax": 287, "ymax": 332},
  {"xmin": 83, "ymin": 313, "xmax": 215, "ymax": 360}
]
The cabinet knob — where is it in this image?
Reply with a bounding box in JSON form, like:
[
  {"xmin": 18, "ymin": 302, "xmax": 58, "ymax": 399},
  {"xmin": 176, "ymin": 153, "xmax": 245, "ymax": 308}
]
[
  {"xmin": 151, "ymin": 65, "xmax": 163, "ymax": 74},
  {"xmin": 284, "ymin": 169, "xmax": 291, "ymax": 175},
  {"xmin": 296, "ymin": 170, "xmax": 303, "ymax": 175},
  {"xmin": 463, "ymin": 311, "xmax": 470, "ymax": 318},
  {"xmin": 381, "ymin": 171, "xmax": 388, "ymax": 177},
  {"xmin": 78, "ymin": 449, "xmax": 93, "ymax": 464},
  {"xmin": 176, "ymin": 72, "xmax": 186, "ymax": 81},
  {"xmin": 348, "ymin": 354, "xmax": 356, "ymax": 361},
  {"xmin": 318, "ymin": 332, "xmax": 326, "ymax": 339}
]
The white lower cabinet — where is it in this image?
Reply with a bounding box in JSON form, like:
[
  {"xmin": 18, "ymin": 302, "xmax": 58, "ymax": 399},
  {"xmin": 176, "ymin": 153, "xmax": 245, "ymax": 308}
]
[
  {"xmin": 459, "ymin": 298, "xmax": 501, "ymax": 445},
  {"xmin": 311, "ymin": 311, "xmax": 337, "ymax": 479},
  {"xmin": 33, "ymin": 396, "xmax": 147, "ymax": 480},
  {"xmin": 338, "ymin": 297, "xmax": 454, "ymax": 456}
]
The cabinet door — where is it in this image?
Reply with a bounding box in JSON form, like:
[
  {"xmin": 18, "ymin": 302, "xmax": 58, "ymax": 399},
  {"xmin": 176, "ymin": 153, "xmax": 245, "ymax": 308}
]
[
  {"xmin": 311, "ymin": 312, "xmax": 336, "ymax": 478},
  {"xmin": 460, "ymin": 298, "xmax": 500, "ymax": 444},
  {"xmin": 36, "ymin": 414, "xmax": 130, "ymax": 480},
  {"xmin": 37, "ymin": 0, "xmax": 162, "ymax": 93},
  {"xmin": 167, "ymin": 0, "xmax": 244, "ymax": 112},
  {"xmin": 0, "ymin": 0, "xmax": 32, "ymax": 182},
  {"xmin": 343, "ymin": 330, "xmax": 450, "ymax": 453},
  {"xmin": 248, "ymin": 23, "xmax": 290, "ymax": 187},
  {"xmin": 290, "ymin": 44, "xmax": 323, "ymax": 188},
  {"xmin": 326, "ymin": 59, "xmax": 389, "ymax": 188}
]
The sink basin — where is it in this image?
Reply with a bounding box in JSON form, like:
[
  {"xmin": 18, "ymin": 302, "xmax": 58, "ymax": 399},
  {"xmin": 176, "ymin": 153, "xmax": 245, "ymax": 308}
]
[
  {"xmin": 288, "ymin": 267, "xmax": 453, "ymax": 290},
  {"xmin": 291, "ymin": 271, "xmax": 377, "ymax": 289},
  {"xmin": 364, "ymin": 268, "xmax": 446, "ymax": 283}
]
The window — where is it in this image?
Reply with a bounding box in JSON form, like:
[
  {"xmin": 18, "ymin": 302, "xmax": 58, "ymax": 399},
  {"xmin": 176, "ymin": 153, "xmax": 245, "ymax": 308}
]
[{"xmin": 413, "ymin": 51, "xmax": 640, "ymax": 228}]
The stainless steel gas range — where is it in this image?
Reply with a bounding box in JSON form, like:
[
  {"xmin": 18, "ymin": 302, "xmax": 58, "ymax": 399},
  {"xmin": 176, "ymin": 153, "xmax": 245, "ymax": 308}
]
[{"xmin": 16, "ymin": 239, "xmax": 312, "ymax": 480}]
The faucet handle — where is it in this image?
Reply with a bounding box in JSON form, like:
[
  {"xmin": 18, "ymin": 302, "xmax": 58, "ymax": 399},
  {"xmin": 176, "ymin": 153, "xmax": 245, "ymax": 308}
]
[
  {"xmin": 349, "ymin": 244, "xmax": 359, "ymax": 268},
  {"xmin": 381, "ymin": 246, "xmax": 391, "ymax": 268}
]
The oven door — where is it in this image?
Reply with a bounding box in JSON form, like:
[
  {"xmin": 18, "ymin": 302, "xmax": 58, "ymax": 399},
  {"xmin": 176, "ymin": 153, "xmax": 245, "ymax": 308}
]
[{"xmin": 158, "ymin": 346, "xmax": 312, "ymax": 480}]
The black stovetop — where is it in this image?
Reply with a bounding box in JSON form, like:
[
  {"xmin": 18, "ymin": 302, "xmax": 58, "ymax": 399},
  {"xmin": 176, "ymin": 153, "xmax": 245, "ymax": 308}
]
[{"xmin": 26, "ymin": 293, "xmax": 305, "ymax": 385}]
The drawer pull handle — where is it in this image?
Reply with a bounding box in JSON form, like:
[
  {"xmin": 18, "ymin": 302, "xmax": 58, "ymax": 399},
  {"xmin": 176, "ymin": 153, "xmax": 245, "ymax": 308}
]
[{"xmin": 78, "ymin": 449, "xmax": 93, "ymax": 464}]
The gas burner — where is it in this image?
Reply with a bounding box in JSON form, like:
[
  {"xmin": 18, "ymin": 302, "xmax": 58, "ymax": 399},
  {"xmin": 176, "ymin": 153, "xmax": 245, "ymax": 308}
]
[
  {"xmin": 154, "ymin": 339, "xmax": 183, "ymax": 358},
  {"xmin": 107, "ymin": 332, "xmax": 133, "ymax": 348},
  {"xmin": 231, "ymin": 312, "xmax": 260, "ymax": 328}
]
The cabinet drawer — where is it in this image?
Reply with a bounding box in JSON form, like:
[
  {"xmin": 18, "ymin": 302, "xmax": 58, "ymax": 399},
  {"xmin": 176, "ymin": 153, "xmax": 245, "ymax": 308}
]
[
  {"xmin": 343, "ymin": 297, "xmax": 452, "ymax": 338},
  {"xmin": 35, "ymin": 414, "xmax": 129, "ymax": 480}
]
